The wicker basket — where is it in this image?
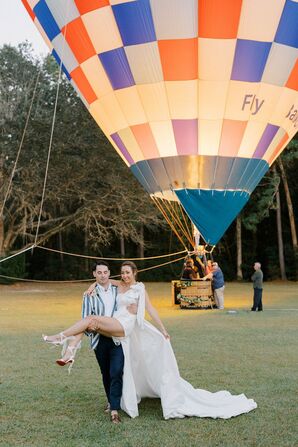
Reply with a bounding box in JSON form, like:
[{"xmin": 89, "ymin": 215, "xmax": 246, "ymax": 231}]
[{"xmin": 178, "ymin": 280, "xmax": 214, "ymax": 309}]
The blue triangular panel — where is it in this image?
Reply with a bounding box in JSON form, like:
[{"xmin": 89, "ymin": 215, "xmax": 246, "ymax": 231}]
[{"xmin": 175, "ymin": 189, "xmax": 250, "ymax": 245}]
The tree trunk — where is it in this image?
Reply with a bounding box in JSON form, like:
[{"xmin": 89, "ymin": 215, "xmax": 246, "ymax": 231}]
[
  {"xmin": 0, "ymin": 216, "xmax": 4, "ymax": 257},
  {"xmin": 58, "ymin": 231, "xmax": 64, "ymax": 263},
  {"xmin": 84, "ymin": 232, "xmax": 89, "ymax": 273},
  {"xmin": 277, "ymin": 157, "xmax": 297, "ymax": 251},
  {"xmin": 138, "ymin": 224, "xmax": 144, "ymax": 259},
  {"xmin": 3, "ymin": 228, "xmax": 15, "ymax": 255},
  {"xmin": 0, "ymin": 156, "xmax": 5, "ymax": 258},
  {"xmin": 120, "ymin": 235, "xmax": 125, "ymax": 258},
  {"xmin": 58, "ymin": 230, "xmax": 64, "ymax": 278},
  {"xmin": 252, "ymin": 231, "xmax": 257, "ymax": 261},
  {"xmin": 276, "ymin": 186, "xmax": 287, "ymax": 280},
  {"xmin": 236, "ymin": 216, "xmax": 243, "ymax": 280}
]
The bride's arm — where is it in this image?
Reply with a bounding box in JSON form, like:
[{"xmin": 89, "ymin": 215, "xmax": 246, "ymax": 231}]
[
  {"xmin": 85, "ymin": 278, "xmax": 121, "ymax": 294},
  {"xmin": 110, "ymin": 279, "xmax": 121, "ymax": 286},
  {"xmin": 85, "ymin": 281, "xmax": 96, "ymax": 294},
  {"xmin": 144, "ymin": 290, "xmax": 170, "ymax": 339}
]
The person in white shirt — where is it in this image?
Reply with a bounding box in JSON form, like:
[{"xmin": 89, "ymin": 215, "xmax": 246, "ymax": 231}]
[{"xmin": 81, "ymin": 261, "xmax": 123, "ymax": 423}]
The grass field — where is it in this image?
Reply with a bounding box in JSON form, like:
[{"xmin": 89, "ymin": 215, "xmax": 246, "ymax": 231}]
[{"xmin": 0, "ymin": 281, "xmax": 297, "ymax": 447}]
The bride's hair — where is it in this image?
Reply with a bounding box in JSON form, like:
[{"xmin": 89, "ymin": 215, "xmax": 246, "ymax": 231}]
[{"xmin": 121, "ymin": 261, "xmax": 138, "ymax": 278}]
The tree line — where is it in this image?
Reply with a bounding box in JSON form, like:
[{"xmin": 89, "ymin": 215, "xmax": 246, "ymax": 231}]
[{"xmin": 0, "ymin": 44, "xmax": 297, "ymax": 282}]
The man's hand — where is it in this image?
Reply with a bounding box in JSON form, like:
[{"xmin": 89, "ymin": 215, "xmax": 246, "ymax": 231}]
[
  {"xmin": 127, "ymin": 303, "xmax": 138, "ymax": 315},
  {"xmin": 202, "ymin": 273, "xmax": 212, "ymax": 281}
]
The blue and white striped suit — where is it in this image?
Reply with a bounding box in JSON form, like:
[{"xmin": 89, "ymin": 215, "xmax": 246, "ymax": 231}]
[{"xmin": 81, "ymin": 283, "xmax": 118, "ymax": 350}]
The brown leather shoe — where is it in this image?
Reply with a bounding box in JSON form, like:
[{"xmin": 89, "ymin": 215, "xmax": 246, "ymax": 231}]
[{"xmin": 111, "ymin": 413, "xmax": 121, "ymax": 424}]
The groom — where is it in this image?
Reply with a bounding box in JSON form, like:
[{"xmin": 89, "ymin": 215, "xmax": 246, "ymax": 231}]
[{"xmin": 82, "ymin": 260, "xmax": 135, "ymax": 424}]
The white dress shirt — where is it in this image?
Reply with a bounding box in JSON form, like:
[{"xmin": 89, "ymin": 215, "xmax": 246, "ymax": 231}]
[{"xmin": 96, "ymin": 282, "xmax": 115, "ymax": 316}]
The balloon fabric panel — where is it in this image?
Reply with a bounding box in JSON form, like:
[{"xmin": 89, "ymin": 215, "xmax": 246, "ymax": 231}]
[
  {"xmin": 33, "ymin": 1, "xmax": 61, "ymax": 41},
  {"xmin": 286, "ymin": 59, "xmax": 298, "ymax": 91},
  {"xmin": 52, "ymin": 49, "xmax": 71, "ymax": 80},
  {"xmin": 175, "ymin": 189, "xmax": 250, "ymax": 246},
  {"xmin": 198, "ymin": 0, "xmax": 242, "ymax": 39},
  {"xmin": 74, "ymin": 0, "xmax": 110, "ymax": 16}
]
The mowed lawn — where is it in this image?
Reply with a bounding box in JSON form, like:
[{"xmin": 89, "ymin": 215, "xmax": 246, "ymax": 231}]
[{"xmin": 0, "ymin": 281, "xmax": 297, "ymax": 447}]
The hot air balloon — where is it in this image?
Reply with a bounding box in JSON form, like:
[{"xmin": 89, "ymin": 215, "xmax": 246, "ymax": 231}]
[{"xmin": 21, "ymin": 0, "xmax": 298, "ymax": 247}]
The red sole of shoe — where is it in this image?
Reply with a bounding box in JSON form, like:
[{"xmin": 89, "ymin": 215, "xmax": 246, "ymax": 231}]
[{"xmin": 56, "ymin": 359, "xmax": 73, "ymax": 366}]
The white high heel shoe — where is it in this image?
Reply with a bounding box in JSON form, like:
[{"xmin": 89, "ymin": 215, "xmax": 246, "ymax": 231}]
[
  {"xmin": 56, "ymin": 341, "xmax": 81, "ymax": 374},
  {"xmin": 42, "ymin": 332, "xmax": 68, "ymax": 346}
]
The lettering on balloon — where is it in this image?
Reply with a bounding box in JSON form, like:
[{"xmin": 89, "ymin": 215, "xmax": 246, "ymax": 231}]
[
  {"xmin": 241, "ymin": 94, "xmax": 264, "ymax": 115},
  {"xmin": 285, "ymin": 105, "xmax": 298, "ymax": 128}
]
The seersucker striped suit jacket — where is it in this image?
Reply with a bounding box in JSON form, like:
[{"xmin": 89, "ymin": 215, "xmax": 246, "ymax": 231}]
[{"xmin": 81, "ymin": 283, "xmax": 118, "ymax": 350}]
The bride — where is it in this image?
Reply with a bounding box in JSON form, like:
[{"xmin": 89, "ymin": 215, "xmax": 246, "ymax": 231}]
[{"xmin": 43, "ymin": 261, "xmax": 257, "ymax": 420}]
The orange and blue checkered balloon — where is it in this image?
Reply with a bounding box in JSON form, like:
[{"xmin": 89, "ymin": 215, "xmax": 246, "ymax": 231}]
[{"xmin": 22, "ymin": 0, "xmax": 298, "ymax": 244}]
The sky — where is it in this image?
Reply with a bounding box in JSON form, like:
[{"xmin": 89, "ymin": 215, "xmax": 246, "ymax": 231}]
[{"xmin": 0, "ymin": 0, "xmax": 49, "ymax": 56}]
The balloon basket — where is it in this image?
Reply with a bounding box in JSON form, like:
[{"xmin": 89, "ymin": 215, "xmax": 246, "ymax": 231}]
[{"xmin": 171, "ymin": 280, "xmax": 215, "ymax": 309}]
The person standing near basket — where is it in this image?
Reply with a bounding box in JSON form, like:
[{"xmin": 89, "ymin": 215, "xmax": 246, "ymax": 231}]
[{"xmin": 202, "ymin": 262, "xmax": 225, "ymax": 309}]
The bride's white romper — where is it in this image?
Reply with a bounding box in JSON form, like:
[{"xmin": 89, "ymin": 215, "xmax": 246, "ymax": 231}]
[{"xmin": 113, "ymin": 282, "xmax": 257, "ymax": 419}]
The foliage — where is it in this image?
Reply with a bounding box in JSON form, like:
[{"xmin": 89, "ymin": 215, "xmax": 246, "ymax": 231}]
[
  {"xmin": 241, "ymin": 168, "xmax": 280, "ymax": 233},
  {"xmin": 0, "ymin": 252, "xmax": 26, "ymax": 284}
]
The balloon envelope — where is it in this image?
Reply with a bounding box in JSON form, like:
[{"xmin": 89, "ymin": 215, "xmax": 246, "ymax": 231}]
[{"xmin": 22, "ymin": 0, "xmax": 298, "ymax": 244}]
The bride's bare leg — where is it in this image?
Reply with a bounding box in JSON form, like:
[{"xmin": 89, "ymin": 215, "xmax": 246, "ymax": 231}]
[
  {"xmin": 86, "ymin": 316, "xmax": 125, "ymax": 338},
  {"xmin": 67, "ymin": 334, "xmax": 83, "ymax": 347},
  {"xmin": 61, "ymin": 334, "xmax": 83, "ymax": 362},
  {"xmin": 45, "ymin": 316, "xmax": 124, "ymax": 342}
]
